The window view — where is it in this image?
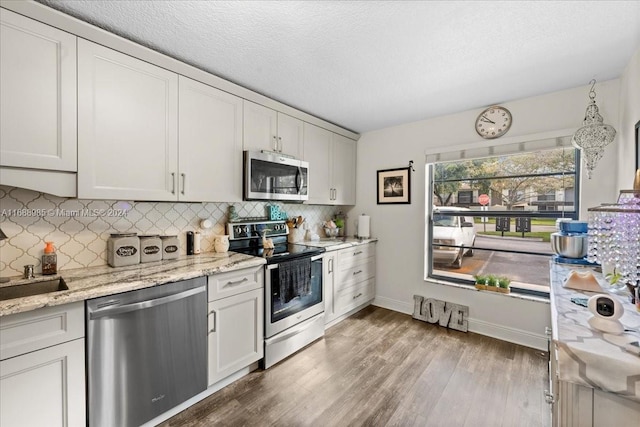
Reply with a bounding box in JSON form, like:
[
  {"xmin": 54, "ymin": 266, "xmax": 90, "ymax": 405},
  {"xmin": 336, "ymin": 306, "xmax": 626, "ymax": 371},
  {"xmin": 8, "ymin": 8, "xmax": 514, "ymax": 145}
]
[{"xmin": 428, "ymin": 147, "xmax": 579, "ymax": 294}]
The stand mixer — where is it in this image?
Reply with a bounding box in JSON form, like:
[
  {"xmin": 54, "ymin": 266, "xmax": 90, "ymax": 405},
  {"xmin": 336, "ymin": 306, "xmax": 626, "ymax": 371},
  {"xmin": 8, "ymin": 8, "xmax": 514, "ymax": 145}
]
[{"xmin": 551, "ymin": 220, "xmax": 597, "ymax": 266}]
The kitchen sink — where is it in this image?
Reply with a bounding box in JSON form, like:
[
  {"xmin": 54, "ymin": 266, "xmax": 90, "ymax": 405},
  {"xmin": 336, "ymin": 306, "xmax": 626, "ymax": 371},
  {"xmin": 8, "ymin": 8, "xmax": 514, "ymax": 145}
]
[{"xmin": 0, "ymin": 278, "xmax": 68, "ymax": 301}]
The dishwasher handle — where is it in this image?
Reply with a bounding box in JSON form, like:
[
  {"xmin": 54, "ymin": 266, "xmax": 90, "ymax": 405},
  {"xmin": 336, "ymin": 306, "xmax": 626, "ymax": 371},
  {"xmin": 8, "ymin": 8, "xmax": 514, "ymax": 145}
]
[{"xmin": 89, "ymin": 286, "xmax": 205, "ymax": 319}]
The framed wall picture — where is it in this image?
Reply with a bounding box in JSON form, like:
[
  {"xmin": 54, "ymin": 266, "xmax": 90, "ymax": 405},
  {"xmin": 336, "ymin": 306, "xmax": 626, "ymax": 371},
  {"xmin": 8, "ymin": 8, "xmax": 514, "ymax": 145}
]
[{"xmin": 377, "ymin": 167, "xmax": 411, "ymax": 204}]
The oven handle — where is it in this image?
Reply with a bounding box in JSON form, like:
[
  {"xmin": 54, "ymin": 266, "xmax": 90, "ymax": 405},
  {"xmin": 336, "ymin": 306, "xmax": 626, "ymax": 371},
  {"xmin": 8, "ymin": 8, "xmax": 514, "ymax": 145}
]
[
  {"xmin": 265, "ymin": 314, "xmax": 323, "ymax": 345},
  {"xmin": 266, "ymin": 253, "xmax": 324, "ymax": 269}
]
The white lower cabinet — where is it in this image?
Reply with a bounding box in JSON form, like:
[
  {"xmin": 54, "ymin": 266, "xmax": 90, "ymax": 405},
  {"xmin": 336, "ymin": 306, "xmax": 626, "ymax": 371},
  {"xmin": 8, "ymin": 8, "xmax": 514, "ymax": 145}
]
[
  {"xmin": 325, "ymin": 243, "xmax": 376, "ymax": 326},
  {"xmin": 549, "ymin": 340, "xmax": 640, "ymax": 426},
  {"xmin": 0, "ymin": 302, "xmax": 85, "ymax": 427},
  {"xmin": 323, "ymin": 251, "xmax": 338, "ymax": 324},
  {"xmin": 0, "ymin": 339, "xmax": 85, "ymax": 427},
  {"xmin": 207, "ymin": 268, "xmax": 264, "ymax": 386}
]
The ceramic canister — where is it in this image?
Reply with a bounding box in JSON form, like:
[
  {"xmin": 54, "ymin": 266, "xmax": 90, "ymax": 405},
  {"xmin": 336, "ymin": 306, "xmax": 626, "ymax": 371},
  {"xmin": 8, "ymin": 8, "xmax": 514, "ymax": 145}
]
[
  {"xmin": 108, "ymin": 233, "xmax": 140, "ymax": 267},
  {"xmin": 139, "ymin": 235, "xmax": 162, "ymax": 263},
  {"xmin": 161, "ymin": 235, "xmax": 180, "ymax": 260}
]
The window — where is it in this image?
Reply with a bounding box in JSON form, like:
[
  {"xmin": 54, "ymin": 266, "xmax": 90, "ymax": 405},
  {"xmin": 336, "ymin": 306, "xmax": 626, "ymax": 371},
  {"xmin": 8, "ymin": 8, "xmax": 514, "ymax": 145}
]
[{"xmin": 426, "ymin": 143, "xmax": 579, "ymax": 296}]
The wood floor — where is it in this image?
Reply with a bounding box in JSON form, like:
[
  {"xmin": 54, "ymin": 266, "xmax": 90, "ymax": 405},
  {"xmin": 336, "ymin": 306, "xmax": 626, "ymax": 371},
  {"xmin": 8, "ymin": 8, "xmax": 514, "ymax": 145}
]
[{"xmin": 161, "ymin": 306, "xmax": 550, "ymax": 427}]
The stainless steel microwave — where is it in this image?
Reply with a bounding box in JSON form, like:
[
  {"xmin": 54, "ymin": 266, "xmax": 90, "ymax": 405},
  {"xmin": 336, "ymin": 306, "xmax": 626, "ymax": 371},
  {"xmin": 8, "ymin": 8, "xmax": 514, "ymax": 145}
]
[{"xmin": 243, "ymin": 151, "xmax": 309, "ymax": 202}]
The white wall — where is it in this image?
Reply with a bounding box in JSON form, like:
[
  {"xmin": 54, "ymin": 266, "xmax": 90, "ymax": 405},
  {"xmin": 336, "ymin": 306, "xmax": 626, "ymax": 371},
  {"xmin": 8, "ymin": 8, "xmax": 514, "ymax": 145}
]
[
  {"xmin": 617, "ymin": 47, "xmax": 640, "ymax": 190},
  {"xmin": 349, "ymin": 80, "xmax": 622, "ymax": 350}
]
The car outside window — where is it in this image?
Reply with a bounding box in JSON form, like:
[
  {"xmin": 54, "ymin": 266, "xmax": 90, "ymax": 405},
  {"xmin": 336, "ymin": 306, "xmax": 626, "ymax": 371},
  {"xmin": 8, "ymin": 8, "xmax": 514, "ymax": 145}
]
[{"xmin": 427, "ymin": 146, "xmax": 579, "ymax": 296}]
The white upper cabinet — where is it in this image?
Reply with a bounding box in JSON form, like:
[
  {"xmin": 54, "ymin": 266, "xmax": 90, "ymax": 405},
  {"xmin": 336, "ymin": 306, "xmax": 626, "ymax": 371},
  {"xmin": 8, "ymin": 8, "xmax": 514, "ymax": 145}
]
[
  {"xmin": 178, "ymin": 76, "xmax": 243, "ymax": 202},
  {"xmin": 331, "ymin": 133, "xmax": 356, "ymax": 205},
  {"xmin": 243, "ymin": 100, "xmax": 303, "ymax": 158},
  {"xmin": 304, "ymin": 123, "xmax": 333, "ymax": 204},
  {"xmin": 276, "ymin": 112, "xmax": 304, "ymax": 158},
  {"xmin": 0, "ymin": 9, "xmax": 77, "ymax": 172},
  {"xmin": 77, "ymin": 39, "xmax": 179, "ymax": 201},
  {"xmin": 304, "ymin": 123, "xmax": 356, "ymax": 205}
]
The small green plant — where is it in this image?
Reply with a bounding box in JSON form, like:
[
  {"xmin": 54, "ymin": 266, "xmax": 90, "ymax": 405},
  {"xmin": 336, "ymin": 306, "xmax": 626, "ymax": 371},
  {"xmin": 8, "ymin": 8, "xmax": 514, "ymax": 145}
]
[
  {"xmin": 605, "ymin": 268, "xmax": 622, "ymax": 286},
  {"xmin": 474, "ymin": 274, "xmax": 487, "ymax": 285},
  {"xmin": 486, "ymin": 275, "xmax": 498, "ymax": 287},
  {"xmin": 498, "ymin": 276, "xmax": 511, "ymax": 289}
]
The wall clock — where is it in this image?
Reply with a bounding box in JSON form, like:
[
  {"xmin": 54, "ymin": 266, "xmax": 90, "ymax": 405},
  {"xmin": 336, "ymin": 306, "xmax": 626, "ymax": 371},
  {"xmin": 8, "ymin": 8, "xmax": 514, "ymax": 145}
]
[{"xmin": 475, "ymin": 105, "xmax": 512, "ymax": 139}]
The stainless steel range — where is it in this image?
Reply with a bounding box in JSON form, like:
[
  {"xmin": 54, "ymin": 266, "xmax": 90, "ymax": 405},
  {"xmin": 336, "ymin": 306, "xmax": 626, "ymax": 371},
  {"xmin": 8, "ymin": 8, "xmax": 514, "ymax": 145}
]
[{"xmin": 228, "ymin": 220, "xmax": 325, "ymax": 368}]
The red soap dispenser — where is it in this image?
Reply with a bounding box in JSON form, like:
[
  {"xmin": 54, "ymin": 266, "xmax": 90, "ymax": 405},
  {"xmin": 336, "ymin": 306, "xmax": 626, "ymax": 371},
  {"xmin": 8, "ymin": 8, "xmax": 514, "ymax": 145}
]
[{"xmin": 42, "ymin": 241, "xmax": 57, "ymax": 275}]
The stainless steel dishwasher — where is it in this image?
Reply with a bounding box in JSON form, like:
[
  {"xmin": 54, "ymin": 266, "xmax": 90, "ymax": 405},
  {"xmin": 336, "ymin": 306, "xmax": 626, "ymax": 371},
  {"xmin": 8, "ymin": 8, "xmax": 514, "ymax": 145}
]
[{"xmin": 86, "ymin": 277, "xmax": 207, "ymax": 427}]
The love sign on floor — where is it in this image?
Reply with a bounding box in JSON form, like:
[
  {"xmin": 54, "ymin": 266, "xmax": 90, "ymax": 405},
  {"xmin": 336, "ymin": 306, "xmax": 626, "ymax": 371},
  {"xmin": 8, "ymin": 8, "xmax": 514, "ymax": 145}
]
[{"xmin": 412, "ymin": 295, "xmax": 469, "ymax": 332}]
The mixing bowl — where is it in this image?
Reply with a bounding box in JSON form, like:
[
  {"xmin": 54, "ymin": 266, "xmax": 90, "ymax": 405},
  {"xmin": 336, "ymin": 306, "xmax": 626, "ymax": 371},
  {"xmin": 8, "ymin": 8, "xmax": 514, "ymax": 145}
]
[{"xmin": 550, "ymin": 232, "xmax": 588, "ymax": 258}]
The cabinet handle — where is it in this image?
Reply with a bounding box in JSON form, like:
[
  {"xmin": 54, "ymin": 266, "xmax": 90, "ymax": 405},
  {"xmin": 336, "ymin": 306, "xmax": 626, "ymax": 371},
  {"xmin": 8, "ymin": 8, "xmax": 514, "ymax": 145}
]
[
  {"xmin": 544, "ymin": 390, "xmax": 555, "ymax": 404},
  {"xmin": 181, "ymin": 173, "xmax": 186, "ymax": 195},
  {"xmin": 328, "ymin": 258, "xmax": 333, "ymax": 274},
  {"xmin": 278, "ymin": 136, "xmax": 282, "ymax": 152},
  {"xmin": 273, "ymin": 135, "xmax": 278, "ymax": 151},
  {"xmin": 352, "ymin": 293, "xmax": 363, "ymax": 300},
  {"xmin": 353, "ymin": 251, "xmax": 363, "ymax": 256},
  {"xmin": 210, "ymin": 310, "xmax": 216, "ymax": 333},
  {"xmin": 353, "ymin": 270, "xmax": 363, "ymax": 275},
  {"xmin": 171, "ymin": 172, "xmax": 176, "ymax": 194},
  {"xmin": 224, "ymin": 277, "xmax": 249, "ymax": 287}
]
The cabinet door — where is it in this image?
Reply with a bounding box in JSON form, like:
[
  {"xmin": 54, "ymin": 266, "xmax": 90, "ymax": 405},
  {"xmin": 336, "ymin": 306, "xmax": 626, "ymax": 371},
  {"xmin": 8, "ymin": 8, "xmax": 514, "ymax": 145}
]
[
  {"xmin": 0, "ymin": 9, "xmax": 77, "ymax": 172},
  {"xmin": 208, "ymin": 289, "xmax": 263, "ymax": 385},
  {"xmin": 77, "ymin": 39, "xmax": 178, "ymax": 200},
  {"xmin": 323, "ymin": 252, "xmax": 337, "ymax": 325},
  {"xmin": 0, "ymin": 338, "xmax": 85, "ymax": 427},
  {"xmin": 178, "ymin": 76, "xmax": 243, "ymax": 202},
  {"xmin": 277, "ymin": 112, "xmax": 303, "ymax": 158},
  {"xmin": 331, "ymin": 134, "xmax": 356, "ymax": 205},
  {"xmin": 243, "ymin": 100, "xmax": 278, "ymax": 153},
  {"xmin": 303, "ymin": 122, "xmax": 332, "ymax": 204}
]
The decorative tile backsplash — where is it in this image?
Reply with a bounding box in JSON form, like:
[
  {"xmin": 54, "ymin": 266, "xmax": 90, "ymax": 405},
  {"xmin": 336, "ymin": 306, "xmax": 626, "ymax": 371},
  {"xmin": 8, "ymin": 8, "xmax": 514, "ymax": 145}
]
[{"xmin": 0, "ymin": 186, "xmax": 341, "ymax": 277}]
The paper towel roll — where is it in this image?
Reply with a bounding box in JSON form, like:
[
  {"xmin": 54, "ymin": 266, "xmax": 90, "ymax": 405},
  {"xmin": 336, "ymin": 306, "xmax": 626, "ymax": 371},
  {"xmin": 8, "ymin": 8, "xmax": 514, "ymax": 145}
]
[
  {"xmin": 357, "ymin": 215, "xmax": 370, "ymax": 239},
  {"xmin": 193, "ymin": 232, "xmax": 201, "ymax": 254}
]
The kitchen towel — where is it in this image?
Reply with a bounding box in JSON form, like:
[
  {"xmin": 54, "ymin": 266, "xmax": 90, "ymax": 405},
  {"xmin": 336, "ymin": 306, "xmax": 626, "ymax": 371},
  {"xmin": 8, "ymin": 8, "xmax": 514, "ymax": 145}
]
[
  {"xmin": 357, "ymin": 215, "xmax": 370, "ymax": 239},
  {"xmin": 278, "ymin": 257, "xmax": 311, "ymax": 303}
]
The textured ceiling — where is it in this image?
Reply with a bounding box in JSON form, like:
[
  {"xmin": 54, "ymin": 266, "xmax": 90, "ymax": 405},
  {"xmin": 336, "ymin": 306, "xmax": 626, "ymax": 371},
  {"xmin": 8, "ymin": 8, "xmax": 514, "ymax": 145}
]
[{"xmin": 36, "ymin": 0, "xmax": 640, "ymax": 133}]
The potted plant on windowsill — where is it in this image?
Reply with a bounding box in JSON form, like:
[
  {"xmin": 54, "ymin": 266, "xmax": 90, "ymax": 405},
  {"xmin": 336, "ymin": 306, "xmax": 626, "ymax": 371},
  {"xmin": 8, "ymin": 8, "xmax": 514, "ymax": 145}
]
[
  {"xmin": 474, "ymin": 274, "xmax": 487, "ymax": 290},
  {"xmin": 497, "ymin": 276, "xmax": 511, "ymax": 294},
  {"xmin": 484, "ymin": 275, "xmax": 498, "ymax": 291}
]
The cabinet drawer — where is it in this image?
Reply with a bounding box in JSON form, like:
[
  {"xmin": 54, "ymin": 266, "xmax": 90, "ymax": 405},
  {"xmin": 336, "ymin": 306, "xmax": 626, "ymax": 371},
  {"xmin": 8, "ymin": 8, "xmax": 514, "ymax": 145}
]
[
  {"xmin": 335, "ymin": 278, "xmax": 375, "ymax": 314},
  {"xmin": 337, "ymin": 259, "xmax": 375, "ymax": 292},
  {"xmin": 337, "ymin": 244, "xmax": 375, "ymax": 269},
  {"xmin": 0, "ymin": 301, "xmax": 84, "ymax": 361},
  {"xmin": 208, "ymin": 266, "xmax": 263, "ymax": 301}
]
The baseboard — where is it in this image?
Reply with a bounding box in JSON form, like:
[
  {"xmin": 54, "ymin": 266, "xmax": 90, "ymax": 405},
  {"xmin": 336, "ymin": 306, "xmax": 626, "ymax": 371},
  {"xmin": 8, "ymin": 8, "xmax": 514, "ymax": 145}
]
[{"xmin": 372, "ymin": 296, "xmax": 548, "ymax": 351}]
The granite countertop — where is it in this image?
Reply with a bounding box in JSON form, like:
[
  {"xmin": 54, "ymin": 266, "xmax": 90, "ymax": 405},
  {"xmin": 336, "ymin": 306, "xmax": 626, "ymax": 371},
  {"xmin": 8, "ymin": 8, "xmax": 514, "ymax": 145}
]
[
  {"xmin": 0, "ymin": 252, "xmax": 266, "ymax": 317},
  {"xmin": 550, "ymin": 262, "xmax": 640, "ymax": 402},
  {"xmin": 302, "ymin": 237, "xmax": 377, "ymax": 251}
]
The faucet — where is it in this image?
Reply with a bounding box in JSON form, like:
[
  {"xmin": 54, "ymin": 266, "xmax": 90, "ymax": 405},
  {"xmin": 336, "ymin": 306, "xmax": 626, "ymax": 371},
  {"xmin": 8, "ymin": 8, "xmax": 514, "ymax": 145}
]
[{"xmin": 23, "ymin": 265, "xmax": 35, "ymax": 279}]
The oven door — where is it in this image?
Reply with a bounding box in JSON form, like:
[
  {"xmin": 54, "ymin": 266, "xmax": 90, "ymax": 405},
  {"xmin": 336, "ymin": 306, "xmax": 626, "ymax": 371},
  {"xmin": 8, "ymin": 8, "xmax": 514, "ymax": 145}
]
[
  {"xmin": 244, "ymin": 151, "xmax": 309, "ymax": 202},
  {"xmin": 265, "ymin": 254, "xmax": 323, "ymax": 338}
]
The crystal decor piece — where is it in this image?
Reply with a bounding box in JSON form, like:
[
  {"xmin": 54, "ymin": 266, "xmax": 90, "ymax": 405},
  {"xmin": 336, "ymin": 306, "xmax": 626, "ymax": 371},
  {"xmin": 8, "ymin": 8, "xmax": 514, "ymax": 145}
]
[
  {"xmin": 571, "ymin": 80, "xmax": 616, "ymax": 179},
  {"xmin": 587, "ymin": 171, "xmax": 640, "ymax": 293}
]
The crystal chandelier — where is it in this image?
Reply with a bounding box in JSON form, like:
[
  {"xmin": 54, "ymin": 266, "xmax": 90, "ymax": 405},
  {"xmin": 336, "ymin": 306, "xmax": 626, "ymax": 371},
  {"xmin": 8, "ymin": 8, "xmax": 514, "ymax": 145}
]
[
  {"xmin": 571, "ymin": 79, "xmax": 617, "ymax": 179},
  {"xmin": 587, "ymin": 170, "xmax": 640, "ymax": 297}
]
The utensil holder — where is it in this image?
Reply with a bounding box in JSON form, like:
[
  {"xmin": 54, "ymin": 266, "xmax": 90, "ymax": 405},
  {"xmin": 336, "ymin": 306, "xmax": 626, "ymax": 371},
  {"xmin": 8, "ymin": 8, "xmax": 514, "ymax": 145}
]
[{"xmin": 288, "ymin": 228, "xmax": 305, "ymax": 243}]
